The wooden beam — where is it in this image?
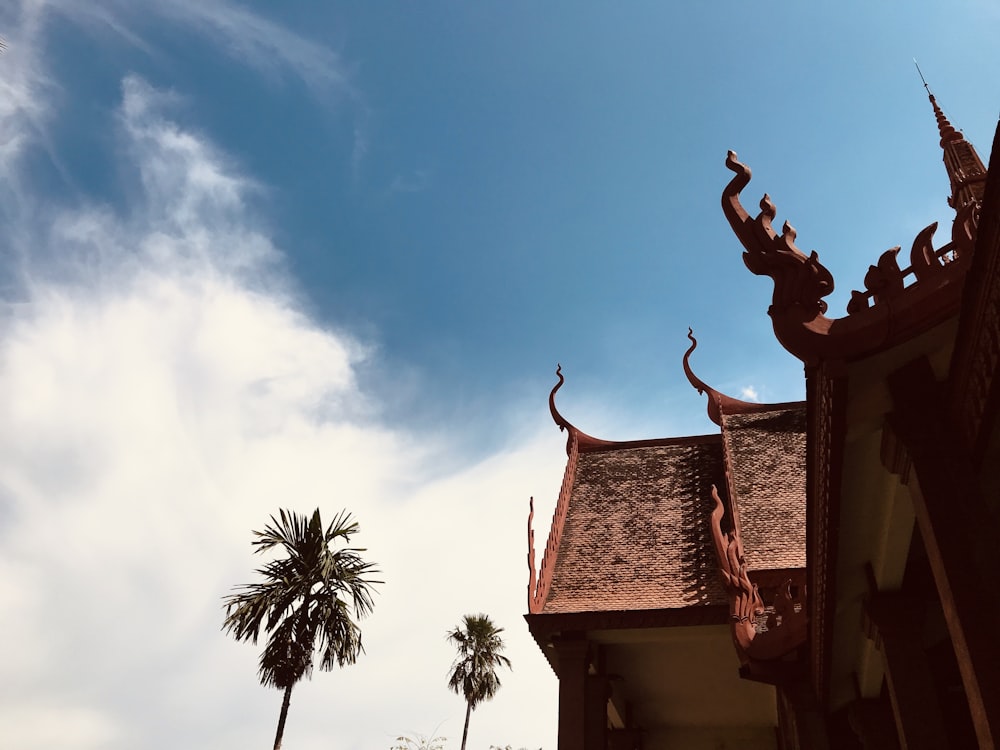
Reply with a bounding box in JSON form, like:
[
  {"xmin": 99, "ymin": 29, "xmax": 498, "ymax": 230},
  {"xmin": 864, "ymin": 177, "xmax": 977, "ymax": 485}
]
[
  {"xmin": 886, "ymin": 356, "xmax": 1000, "ymax": 748},
  {"xmin": 863, "ymin": 593, "xmax": 949, "ymax": 750}
]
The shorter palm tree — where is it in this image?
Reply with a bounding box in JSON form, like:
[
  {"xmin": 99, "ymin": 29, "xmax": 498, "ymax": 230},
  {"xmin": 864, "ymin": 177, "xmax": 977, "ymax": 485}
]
[
  {"xmin": 446, "ymin": 613, "xmax": 512, "ymax": 750},
  {"xmin": 223, "ymin": 508, "xmax": 380, "ymax": 750}
]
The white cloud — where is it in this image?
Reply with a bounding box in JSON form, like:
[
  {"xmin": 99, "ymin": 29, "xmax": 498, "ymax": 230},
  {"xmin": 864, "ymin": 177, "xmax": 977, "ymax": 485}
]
[
  {"xmin": 740, "ymin": 385, "xmax": 760, "ymax": 402},
  {"xmin": 0, "ymin": 5, "xmax": 560, "ymax": 750},
  {"xmin": 0, "ymin": 45, "xmax": 558, "ymax": 750},
  {"xmin": 48, "ymin": 0, "xmax": 354, "ymax": 97},
  {"xmin": 0, "ymin": 4, "xmax": 561, "ymax": 744}
]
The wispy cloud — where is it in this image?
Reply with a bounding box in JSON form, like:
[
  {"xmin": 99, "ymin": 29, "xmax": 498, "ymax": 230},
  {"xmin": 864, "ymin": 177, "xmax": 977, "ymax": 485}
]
[
  {"xmin": 0, "ymin": 0, "xmax": 364, "ymax": 197},
  {"xmin": 0, "ymin": 1, "xmax": 57, "ymax": 181},
  {"xmin": 0, "ymin": 7, "xmax": 558, "ymax": 745},
  {"xmin": 52, "ymin": 0, "xmax": 355, "ymax": 97},
  {"xmin": 389, "ymin": 169, "xmax": 432, "ymax": 195},
  {"xmin": 740, "ymin": 385, "xmax": 760, "ymax": 402}
]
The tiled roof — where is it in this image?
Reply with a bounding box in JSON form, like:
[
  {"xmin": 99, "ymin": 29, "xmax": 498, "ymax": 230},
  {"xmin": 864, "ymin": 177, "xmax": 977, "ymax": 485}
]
[
  {"xmin": 541, "ymin": 437, "xmax": 729, "ymax": 614},
  {"xmin": 722, "ymin": 405, "xmax": 807, "ymax": 571}
]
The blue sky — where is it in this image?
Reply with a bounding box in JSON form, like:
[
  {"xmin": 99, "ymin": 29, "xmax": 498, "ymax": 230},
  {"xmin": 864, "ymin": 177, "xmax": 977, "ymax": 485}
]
[{"xmin": 1, "ymin": 2, "xmax": 999, "ymax": 749}]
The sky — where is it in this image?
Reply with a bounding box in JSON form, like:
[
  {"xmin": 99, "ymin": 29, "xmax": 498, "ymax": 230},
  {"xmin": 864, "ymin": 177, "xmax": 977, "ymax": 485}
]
[{"xmin": 1, "ymin": 2, "xmax": 998, "ymax": 749}]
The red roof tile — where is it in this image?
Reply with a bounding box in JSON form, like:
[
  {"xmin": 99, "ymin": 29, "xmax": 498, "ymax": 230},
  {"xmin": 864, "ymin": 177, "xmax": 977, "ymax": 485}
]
[
  {"xmin": 721, "ymin": 405, "xmax": 807, "ymax": 571},
  {"xmin": 541, "ymin": 436, "xmax": 730, "ymax": 614}
]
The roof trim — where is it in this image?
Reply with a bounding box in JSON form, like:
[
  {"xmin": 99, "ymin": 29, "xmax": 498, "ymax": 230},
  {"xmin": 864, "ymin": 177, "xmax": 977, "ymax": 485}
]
[
  {"xmin": 528, "ymin": 426, "xmax": 580, "ymax": 614},
  {"xmin": 548, "ymin": 365, "xmax": 723, "ymax": 453},
  {"xmin": 525, "ymin": 604, "xmax": 731, "ymax": 637},
  {"xmin": 524, "ymin": 606, "xmax": 732, "ymax": 675}
]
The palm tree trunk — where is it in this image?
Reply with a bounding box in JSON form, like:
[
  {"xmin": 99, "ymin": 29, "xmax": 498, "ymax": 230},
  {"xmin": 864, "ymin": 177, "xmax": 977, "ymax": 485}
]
[
  {"xmin": 460, "ymin": 700, "xmax": 472, "ymax": 750},
  {"xmin": 273, "ymin": 684, "xmax": 293, "ymax": 750}
]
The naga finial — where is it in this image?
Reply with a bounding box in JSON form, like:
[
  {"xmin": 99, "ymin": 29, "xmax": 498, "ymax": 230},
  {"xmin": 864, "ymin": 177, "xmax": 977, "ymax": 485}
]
[
  {"xmin": 548, "ymin": 364, "xmax": 569, "ymax": 433},
  {"xmin": 682, "ymin": 328, "xmax": 762, "ymax": 426},
  {"xmin": 546, "ymin": 364, "xmax": 617, "ymax": 455},
  {"xmin": 723, "ymin": 151, "xmax": 834, "ymax": 319},
  {"xmin": 527, "ymin": 497, "xmax": 537, "ymax": 611},
  {"xmin": 709, "ymin": 484, "xmax": 807, "ymax": 666}
]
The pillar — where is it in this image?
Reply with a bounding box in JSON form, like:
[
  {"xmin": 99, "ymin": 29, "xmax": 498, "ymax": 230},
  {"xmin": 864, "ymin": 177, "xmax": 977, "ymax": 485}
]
[{"xmin": 552, "ymin": 635, "xmax": 606, "ymax": 750}]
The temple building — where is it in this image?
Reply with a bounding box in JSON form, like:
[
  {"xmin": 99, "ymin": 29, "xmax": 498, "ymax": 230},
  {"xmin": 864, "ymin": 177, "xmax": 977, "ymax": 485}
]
[{"xmin": 524, "ymin": 91, "xmax": 1000, "ymax": 749}]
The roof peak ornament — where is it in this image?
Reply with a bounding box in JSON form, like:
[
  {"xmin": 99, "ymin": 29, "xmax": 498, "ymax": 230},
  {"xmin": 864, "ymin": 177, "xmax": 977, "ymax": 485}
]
[
  {"xmin": 722, "ymin": 150, "xmax": 979, "ymax": 365},
  {"xmin": 914, "ymin": 63, "xmax": 987, "ymax": 210},
  {"xmin": 682, "ymin": 329, "xmax": 763, "ymax": 426},
  {"xmin": 723, "ymin": 151, "xmax": 835, "ymax": 319},
  {"xmin": 914, "ymin": 60, "xmax": 962, "ymax": 148},
  {"xmin": 709, "ymin": 484, "xmax": 807, "ymax": 669},
  {"xmin": 548, "ymin": 365, "xmax": 616, "ymax": 455}
]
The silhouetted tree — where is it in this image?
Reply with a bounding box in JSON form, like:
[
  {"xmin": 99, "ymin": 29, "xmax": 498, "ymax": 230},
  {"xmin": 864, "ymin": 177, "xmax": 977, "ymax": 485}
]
[
  {"xmin": 446, "ymin": 613, "xmax": 512, "ymax": 750},
  {"xmin": 223, "ymin": 508, "xmax": 380, "ymax": 750}
]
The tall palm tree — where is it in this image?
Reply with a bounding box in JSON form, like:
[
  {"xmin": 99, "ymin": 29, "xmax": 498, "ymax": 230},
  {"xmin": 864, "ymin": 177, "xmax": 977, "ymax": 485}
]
[
  {"xmin": 223, "ymin": 508, "xmax": 380, "ymax": 750},
  {"xmin": 446, "ymin": 613, "xmax": 512, "ymax": 750}
]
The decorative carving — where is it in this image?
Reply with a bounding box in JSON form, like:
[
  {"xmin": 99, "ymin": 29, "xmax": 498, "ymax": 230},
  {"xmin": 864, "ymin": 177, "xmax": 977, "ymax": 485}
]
[
  {"xmin": 862, "ymin": 247, "xmax": 905, "ymax": 305},
  {"xmin": 847, "ymin": 219, "xmax": 974, "ymax": 312},
  {"xmin": 682, "ymin": 329, "xmax": 762, "ymax": 426},
  {"xmin": 910, "ymin": 223, "xmax": 942, "ymax": 282},
  {"xmin": 549, "ymin": 364, "xmax": 616, "ymax": 455},
  {"xmin": 708, "ymin": 485, "xmax": 807, "ymax": 665},
  {"xmin": 749, "ymin": 579, "xmax": 808, "ymax": 662},
  {"xmin": 952, "ymin": 200, "xmax": 980, "ymax": 259},
  {"xmin": 709, "ymin": 485, "xmax": 762, "ymax": 657},
  {"xmin": 846, "ymin": 290, "xmax": 870, "ymax": 315},
  {"xmin": 723, "ymin": 149, "xmax": 979, "ymax": 364},
  {"xmin": 527, "ymin": 497, "xmax": 536, "ymax": 612},
  {"xmin": 807, "ymin": 363, "xmax": 847, "ymax": 703},
  {"xmin": 723, "ymin": 151, "xmax": 835, "ymax": 318}
]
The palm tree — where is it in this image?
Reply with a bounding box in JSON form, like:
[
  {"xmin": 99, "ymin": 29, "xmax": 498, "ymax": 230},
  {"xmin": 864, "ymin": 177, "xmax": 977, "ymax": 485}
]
[
  {"xmin": 446, "ymin": 613, "xmax": 512, "ymax": 750},
  {"xmin": 223, "ymin": 508, "xmax": 380, "ymax": 750}
]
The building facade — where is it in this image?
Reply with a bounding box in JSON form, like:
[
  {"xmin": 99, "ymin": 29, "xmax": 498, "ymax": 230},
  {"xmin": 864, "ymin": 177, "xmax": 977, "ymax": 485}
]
[{"xmin": 525, "ymin": 95, "xmax": 1000, "ymax": 749}]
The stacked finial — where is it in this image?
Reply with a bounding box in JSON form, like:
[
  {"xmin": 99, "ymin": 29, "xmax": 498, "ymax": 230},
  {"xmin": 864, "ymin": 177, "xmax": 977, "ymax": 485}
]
[{"xmin": 914, "ymin": 60, "xmax": 986, "ymax": 210}]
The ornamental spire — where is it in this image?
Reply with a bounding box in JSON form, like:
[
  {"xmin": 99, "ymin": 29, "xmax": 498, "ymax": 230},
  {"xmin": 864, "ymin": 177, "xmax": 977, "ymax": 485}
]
[{"xmin": 915, "ymin": 62, "xmax": 987, "ymax": 210}]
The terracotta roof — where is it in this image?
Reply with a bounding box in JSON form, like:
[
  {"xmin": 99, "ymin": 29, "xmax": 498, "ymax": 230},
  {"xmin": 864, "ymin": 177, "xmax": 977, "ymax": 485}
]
[
  {"xmin": 540, "ymin": 436, "xmax": 729, "ymax": 614},
  {"xmin": 531, "ymin": 367, "xmax": 808, "ymax": 618},
  {"xmin": 722, "ymin": 405, "xmax": 807, "ymax": 571}
]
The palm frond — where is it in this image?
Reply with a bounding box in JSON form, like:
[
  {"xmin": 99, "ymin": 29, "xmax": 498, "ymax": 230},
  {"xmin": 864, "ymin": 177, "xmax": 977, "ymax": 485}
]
[
  {"xmin": 223, "ymin": 508, "xmax": 380, "ymax": 691},
  {"xmin": 446, "ymin": 613, "xmax": 512, "ymax": 710}
]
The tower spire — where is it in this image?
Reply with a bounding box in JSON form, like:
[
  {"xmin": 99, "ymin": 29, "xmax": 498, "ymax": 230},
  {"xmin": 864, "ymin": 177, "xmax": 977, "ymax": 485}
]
[{"xmin": 914, "ymin": 61, "xmax": 987, "ymax": 210}]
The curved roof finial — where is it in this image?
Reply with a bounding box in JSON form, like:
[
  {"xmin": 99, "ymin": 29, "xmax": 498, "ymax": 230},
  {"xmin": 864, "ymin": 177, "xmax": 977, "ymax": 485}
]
[
  {"xmin": 547, "ymin": 364, "xmax": 616, "ymax": 454},
  {"xmin": 548, "ymin": 364, "xmax": 571, "ymax": 433},
  {"xmin": 682, "ymin": 329, "xmax": 762, "ymax": 426}
]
